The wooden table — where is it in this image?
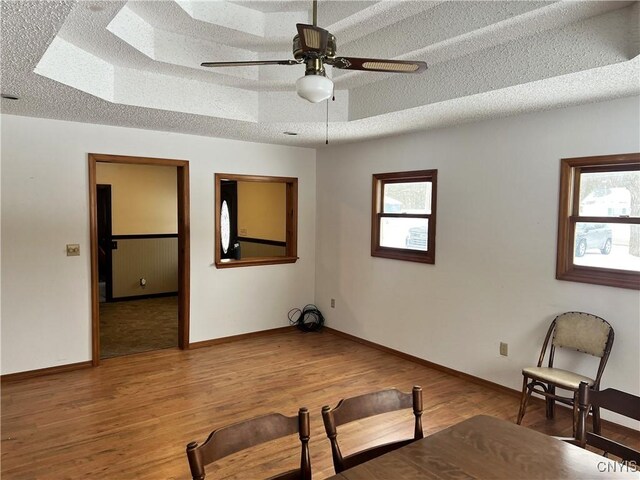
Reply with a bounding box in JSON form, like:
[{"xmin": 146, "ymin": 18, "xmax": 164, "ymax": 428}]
[{"xmin": 326, "ymin": 415, "xmax": 639, "ymax": 479}]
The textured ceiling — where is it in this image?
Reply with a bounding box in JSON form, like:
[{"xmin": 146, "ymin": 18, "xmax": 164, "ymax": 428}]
[{"xmin": 1, "ymin": 0, "xmax": 639, "ymax": 147}]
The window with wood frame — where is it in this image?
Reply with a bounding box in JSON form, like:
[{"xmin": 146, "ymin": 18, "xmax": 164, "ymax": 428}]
[
  {"xmin": 371, "ymin": 170, "xmax": 437, "ymax": 264},
  {"xmin": 556, "ymin": 153, "xmax": 640, "ymax": 289}
]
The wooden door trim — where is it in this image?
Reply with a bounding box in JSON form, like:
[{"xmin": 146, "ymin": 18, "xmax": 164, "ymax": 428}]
[{"xmin": 88, "ymin": 153, "xmax": 190, "ymax": 367}]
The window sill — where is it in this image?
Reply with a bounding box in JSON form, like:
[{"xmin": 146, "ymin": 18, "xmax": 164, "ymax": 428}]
[
  {"xmin": 556, "ymin": 266, "xmax": 639, "ymax": 290},
  {"xmin": 215, "ymin": 256, "xmax": 299, "ymax": 269},
  {"xmin": 371, "ymin": 247, "xmax": 434, "ymax": 264}
]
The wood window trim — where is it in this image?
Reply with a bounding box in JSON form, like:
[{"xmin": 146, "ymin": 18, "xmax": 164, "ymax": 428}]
[
  {"xmin": 371, "ymin": 170, "xmax": 437, "ymax": 264},
  {"xmin": 214, "ymin": 173, "xmax": 298, "ymax": 269},
  {"xmin": 556, "ymin": 153, "xmax": 640, "ymax": 290}
]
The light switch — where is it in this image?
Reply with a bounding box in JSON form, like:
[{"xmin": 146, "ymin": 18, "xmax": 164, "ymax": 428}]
[{"xmin": 66, "ymin": 244, "xmax": 80, "ymax": 256}]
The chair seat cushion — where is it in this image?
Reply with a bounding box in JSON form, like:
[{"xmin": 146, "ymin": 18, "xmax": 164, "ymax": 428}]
[{"xmin": 522, "ymin": 367, "xmax": 595, "ymax": 390}]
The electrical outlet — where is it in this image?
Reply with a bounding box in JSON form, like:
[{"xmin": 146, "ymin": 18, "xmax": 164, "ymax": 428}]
[
  {"xmin": 66, "ymin": 244, "xmax": 80, "ymax": 256},
  {"xmin": 500, "ymin": 342, "xmax": 508, "ymax": 356},
  {"xmin": 331, "ymin": 298, "xmax": 335, "ymax": 308}
]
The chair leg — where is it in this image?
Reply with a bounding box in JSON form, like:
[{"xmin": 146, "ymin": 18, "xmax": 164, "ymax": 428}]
[
  {"xmin": 572, "ymin": 391, "xmax": 579, "ymax": 435},
  {"xmin": 516, "ymin": 376, "xmax": 530, "ymax": 424},
  {"xmin": 592, "ymin": 405, "xmax": 602, "ymax": 435},
  {"xmin": 546, "ymin": 384, "xmax": 556, "ymax": 419}
]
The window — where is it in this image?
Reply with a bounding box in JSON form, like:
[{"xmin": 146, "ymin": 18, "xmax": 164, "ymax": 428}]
[
  {"xmin": 214, "ymin": 173, "xmax": 298, "ymax": 268},
  {"xmin": 556, "ymin": 153, "xmax": 640, "ymax": 289},
  {"xmin": 371, "ymin": 170, "xmax": 437, "ymax": 263}
]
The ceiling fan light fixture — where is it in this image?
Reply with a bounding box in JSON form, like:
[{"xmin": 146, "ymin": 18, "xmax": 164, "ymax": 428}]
[{"xmin": 296, "ymin": 73, "xmax": 333, "ymax": 103}]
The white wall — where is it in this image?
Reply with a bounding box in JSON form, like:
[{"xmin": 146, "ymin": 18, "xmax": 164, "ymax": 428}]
[
  {"xmin": 315, "ymin": 97, "xmax": 640, "ymax": 423},
  {"xmin": 1, "ymin": 115, "xmax": 316, "ymax": 374}
]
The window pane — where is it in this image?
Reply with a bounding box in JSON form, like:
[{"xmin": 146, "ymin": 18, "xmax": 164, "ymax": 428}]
[
  {"xmin": 380, "ymin": 217, "xmax": 428, "ymax": 251},
  {"xmin": 579, "ymin": 171, "xmax": 639, "ymax": 217},
  {"xmin": 573, "ymin": 222, "xmax": 640, "ymax": 272},
  {"xmin": 383, "ymin": 182, "xmax": 431, "ymax": 214}
]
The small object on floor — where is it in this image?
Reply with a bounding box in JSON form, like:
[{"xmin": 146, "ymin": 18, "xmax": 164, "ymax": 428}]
[{"xmin": 288, "ymin": 304, "xmax": 324, "ymax": 332}]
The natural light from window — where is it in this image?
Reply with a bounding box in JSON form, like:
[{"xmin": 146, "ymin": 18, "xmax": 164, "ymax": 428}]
[
  {"xmin": 372, "ymin": 170, "xmax": 437, "ymax": 264},
  {"xmin": 379, "ymin": 182, "xmax": 431, "ymax": 251},
  {"xmin": 573, "ymin": 170, "xmax": 640, "ymax": 272},
  {"xmin": 556, "ymin": 153, "xmax": 639, "ymax": 290}
]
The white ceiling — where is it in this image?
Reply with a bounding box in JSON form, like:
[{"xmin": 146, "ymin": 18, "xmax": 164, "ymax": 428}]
[{"xmin": 1, "ymin": 0, "xmax": 639, "ymax": 147}]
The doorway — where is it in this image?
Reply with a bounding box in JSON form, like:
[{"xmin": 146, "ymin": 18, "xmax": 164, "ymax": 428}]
[{"xmin": 89, "ymin": 154, "xmax": 190, "ymax": 366}]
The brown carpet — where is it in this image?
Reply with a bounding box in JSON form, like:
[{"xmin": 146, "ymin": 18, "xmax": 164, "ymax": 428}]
[{"xmin": 99, "ymin": 296, "xmax": 178, "ymax": 359}]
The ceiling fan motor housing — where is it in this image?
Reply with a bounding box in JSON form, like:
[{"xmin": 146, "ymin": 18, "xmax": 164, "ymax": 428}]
[{"xmin": 293, "ymin": 33, "xmax": 336, "ymax": 62}]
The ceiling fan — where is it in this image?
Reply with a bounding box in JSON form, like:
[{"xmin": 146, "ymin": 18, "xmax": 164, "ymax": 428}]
[{"xmin": 201, "ymin": 0, "xmax": 428, "ymax": 103}]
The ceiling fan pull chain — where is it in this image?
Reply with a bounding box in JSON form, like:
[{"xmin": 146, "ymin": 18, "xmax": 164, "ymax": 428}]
[
  {"xmin": 325, "ymin": 96, "xmax": 329, "ymax": 145},
  {"xmin": 324, "ymin": 83, "xmax": 336, "ymax": 145}
]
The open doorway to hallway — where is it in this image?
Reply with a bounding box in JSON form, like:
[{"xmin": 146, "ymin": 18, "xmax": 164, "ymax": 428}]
[{"xmin": 89, "ymin": 154, "xmax": 190, "ymax": 365}]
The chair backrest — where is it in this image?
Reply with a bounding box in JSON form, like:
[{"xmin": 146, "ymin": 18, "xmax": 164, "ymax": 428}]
[
  {"xmin": 322, "ymin": 386, "xmax": 423, "ymax": 473},
  {"xmin": 186, "ymin": 408, "xmax": 311, "ymax": 480},
  {"xmin": 552, "ymin": 312, "xmax": 612, "ymax": 357},
  {"xmin": 537, "ymin": 312, "xmax": 614, "ymax": 387},
  {"xmin": 576, "ymin": 382, "xmax": 640, "ymax": 464}
]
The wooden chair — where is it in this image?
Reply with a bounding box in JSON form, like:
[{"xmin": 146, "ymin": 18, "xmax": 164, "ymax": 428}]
[
  {"xmin": 321, "ymin": 386, "xmax": 423, "ymax": 474},
  {"xmin": 186, "ymin": 407, "xmax": 311, "ymax": 480},
  {"xmin": 516, "ymin": 312, "xmax": 614, "ymax": 434},
  {"xmin": 575, "ymin": 381, "xmax": 640, "ymax": 464}
]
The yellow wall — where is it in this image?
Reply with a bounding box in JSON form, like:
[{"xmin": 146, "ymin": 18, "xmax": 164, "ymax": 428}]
[
  {"xmin": 237, "ymin": 181, "xmax": 286, "ymax": 242},
  {"xmin": 96, "ymin": 163, "xmax": 177, "ymax": 235}
]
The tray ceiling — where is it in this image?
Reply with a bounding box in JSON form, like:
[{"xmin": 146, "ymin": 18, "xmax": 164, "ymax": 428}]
[{"xmin": 1, "ymin": 0, "xmax": 639, "ymax": 147}]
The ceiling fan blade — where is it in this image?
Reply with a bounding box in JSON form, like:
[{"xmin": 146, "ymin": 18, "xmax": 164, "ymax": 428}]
[
  {"xmin": 330, "ymin": 57, "xmax": 427, "ymax": 73},
  {"xmin": 201, "ymin": 60, "xmax": 299, "ymax": 67},
  {"xmin": 296, "ymin": 24, "xmax": 329, "ymax": 54}
]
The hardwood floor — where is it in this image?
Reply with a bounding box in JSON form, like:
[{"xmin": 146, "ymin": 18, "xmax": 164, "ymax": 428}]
[{"xmin": 2, "ymin": 330, "xmax": 638, "ymax": 479}]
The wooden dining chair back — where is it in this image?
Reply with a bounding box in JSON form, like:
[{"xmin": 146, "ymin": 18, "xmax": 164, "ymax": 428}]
[
  {"xmin": 321, "ymin": 386, "xmax": 423, "ymax": 473},
  {"xmin": 516, "ymin": 312, "xmax": 614, "ymax": 434},
  {"xmin": 186, "ymin": 407, "xmax": 311, "ymax": 480},
  {"xmin": 575, "ymin": 381, "xmax": 640, "ymax": 464}
]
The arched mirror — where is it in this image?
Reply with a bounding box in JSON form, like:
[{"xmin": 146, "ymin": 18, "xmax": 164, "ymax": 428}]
[{"xmin": 214, "ymin": 173, "xmax": 298, "ymax": 268}]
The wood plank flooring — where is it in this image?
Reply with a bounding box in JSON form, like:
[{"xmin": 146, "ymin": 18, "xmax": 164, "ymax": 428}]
[{"xmin": 2, "ymin": 330, "xmax": 638, "ymax": 479}]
